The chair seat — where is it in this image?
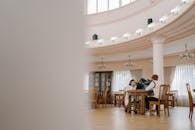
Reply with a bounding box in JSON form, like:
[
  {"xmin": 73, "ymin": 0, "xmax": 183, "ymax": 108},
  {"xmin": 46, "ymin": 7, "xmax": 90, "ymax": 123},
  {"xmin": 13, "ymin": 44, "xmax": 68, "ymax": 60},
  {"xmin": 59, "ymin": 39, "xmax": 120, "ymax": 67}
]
[{"xmin": 149, "ymin": 84, "xmax": 170, "ymax": 116}]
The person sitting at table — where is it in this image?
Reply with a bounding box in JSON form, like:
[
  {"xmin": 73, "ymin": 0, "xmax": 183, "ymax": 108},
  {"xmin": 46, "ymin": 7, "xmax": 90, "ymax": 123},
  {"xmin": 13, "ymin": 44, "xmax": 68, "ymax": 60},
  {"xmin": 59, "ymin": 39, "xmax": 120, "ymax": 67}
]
[
  {"xmin": 145, "ymin": 74, "xmax": 160, "ymax": 112},
  {"xmin": 124, "ymin": 79, "xmax": 137, "ymax": 111}
]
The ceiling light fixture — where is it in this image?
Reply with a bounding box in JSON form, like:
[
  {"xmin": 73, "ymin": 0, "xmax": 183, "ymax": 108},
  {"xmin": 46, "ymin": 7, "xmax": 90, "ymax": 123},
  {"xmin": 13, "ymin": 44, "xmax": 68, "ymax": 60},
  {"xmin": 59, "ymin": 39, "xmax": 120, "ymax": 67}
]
[
  {"xmin": 97, "ymin": 39, "xmax": 104, "ymax": 44},
  {"xmin": 180, "ymin": 44, "xmax": 193, "ymax": 60},
  {"xmin": 123, "ymin": 33, "xmax": 131, "ymax": 39},
  {"xmin": 159, "ymin": 16, "xmax": 168, "ymax": 23},
  {"xmin": 125, "ymin": 55, "xmax": 135, "ymax": 67},
  {"xmin": 135, "ymin": 29, "xmax": 143, "ymax": 36},
  {"xmin": 110, "ymin": 37, "xmax": 118, "ymax": 43},
  {"xmin": 147, "ymin": 23, "xmax": 155, "ymax": 30},
  {"xmin": 98, "ymin": 57, "xmax": 106, "ymax": 69},
  {"xmin": 171, "ymin": 7, "xmax": 180, "ymax": 15}
]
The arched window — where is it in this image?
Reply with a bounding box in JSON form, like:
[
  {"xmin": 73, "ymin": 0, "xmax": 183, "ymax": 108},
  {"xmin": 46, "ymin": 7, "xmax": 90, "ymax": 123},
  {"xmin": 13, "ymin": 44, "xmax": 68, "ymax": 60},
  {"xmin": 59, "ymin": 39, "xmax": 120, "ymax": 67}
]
[{"xmin": 87, "ymin": 0, "xmax": 133, "ymax": 14}]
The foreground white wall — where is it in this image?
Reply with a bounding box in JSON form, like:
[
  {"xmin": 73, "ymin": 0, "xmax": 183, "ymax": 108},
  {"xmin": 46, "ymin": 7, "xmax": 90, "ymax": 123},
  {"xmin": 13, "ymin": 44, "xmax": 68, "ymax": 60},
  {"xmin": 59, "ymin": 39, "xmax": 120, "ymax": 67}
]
[{"xmin": 0, "ymin": 0, "xmax": 88, "ymax": 130}]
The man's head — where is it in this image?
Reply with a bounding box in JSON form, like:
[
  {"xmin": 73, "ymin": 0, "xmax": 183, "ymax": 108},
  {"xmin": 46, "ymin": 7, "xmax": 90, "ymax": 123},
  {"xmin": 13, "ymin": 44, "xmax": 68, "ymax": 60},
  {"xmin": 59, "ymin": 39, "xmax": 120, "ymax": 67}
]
[{"xmin": 152, "ymin": 74, "xmax": 158, "ymax": 80}]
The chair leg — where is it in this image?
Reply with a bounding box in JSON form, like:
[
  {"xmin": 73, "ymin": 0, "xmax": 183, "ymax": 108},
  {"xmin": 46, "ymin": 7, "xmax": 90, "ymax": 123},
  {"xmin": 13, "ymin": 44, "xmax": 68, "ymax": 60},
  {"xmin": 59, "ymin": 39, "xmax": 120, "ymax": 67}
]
[
  {"xmin": 189, "ymin": 107, "xmax": 193, "ymax": 119},
  {"xmin": 157, "ymin": 105, "xmax": 160, "ymax": 116},
  {"xmin": 190, "ymin": 108, "xmax": 193, "ymax": 119},
  {"xmin": 189, "ymin": 111, "xmax": 192, "ymax": 119}
]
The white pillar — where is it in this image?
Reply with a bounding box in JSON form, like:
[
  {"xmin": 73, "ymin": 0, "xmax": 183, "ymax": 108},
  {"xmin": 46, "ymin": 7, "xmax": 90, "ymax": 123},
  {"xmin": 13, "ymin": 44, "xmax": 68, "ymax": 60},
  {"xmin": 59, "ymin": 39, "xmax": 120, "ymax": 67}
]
[{"xmin": 152, "ymin": 36, "xmax": 165, "ymax": 84}]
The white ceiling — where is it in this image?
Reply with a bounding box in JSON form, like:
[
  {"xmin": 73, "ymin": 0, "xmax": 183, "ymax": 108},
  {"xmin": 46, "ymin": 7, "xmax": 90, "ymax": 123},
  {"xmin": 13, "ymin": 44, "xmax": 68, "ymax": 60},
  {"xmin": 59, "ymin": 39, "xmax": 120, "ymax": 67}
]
[{"xmin": 90, "ymin": 34, "xmax": 195, "ymax": 62}]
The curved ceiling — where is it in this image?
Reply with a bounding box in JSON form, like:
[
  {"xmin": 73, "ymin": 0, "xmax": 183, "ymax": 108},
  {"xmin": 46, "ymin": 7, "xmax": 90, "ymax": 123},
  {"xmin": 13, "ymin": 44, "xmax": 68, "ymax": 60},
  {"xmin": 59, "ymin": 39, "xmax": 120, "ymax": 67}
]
[
  {"xmin": 87, "ymin": 0, "xmax": 162, "ymax": 26},
  {"xmin": 90, "ymin": 35, "xmax": 195, "ymax": 62},
  {"xmin": 88, "ymin": 3, "xmax": 195, "ymax": 58},
  {"xmin": 86, "ymin": 0, "xmax": 193, "ymax": 47}
]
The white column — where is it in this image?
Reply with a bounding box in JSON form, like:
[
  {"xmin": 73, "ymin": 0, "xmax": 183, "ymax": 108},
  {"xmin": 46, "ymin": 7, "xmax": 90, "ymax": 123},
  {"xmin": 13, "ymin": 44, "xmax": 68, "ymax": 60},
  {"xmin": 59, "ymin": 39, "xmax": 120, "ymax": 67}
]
[{"xmin": 152, "ymin": 36, "xmax": 165, "ymax": 84}]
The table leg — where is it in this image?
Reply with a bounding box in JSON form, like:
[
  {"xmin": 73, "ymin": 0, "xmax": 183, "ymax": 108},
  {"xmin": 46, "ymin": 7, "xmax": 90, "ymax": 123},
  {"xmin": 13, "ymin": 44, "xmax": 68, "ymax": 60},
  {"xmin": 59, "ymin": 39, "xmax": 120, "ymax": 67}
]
[
  {"xmin": 140, "ymin": 95, "xmax": 145, "ymax": 115},
  {"xmin": 114, "ymin": 95, "xmax": 116, "ymax": 106}
]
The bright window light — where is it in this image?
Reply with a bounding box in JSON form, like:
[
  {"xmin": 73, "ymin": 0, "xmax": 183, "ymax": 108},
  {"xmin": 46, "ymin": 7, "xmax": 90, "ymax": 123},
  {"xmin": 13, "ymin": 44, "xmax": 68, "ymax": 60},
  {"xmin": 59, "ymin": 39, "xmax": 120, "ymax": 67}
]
[
  {"xmin": 109, "ymin": 0, "xmax": 120, "ymax": 10},
  {"xmin": 98, "ymin": 0, "xmax": 108, "ymax": 12},
  {"xmin": 121, "ymin": 0, "xmax": 130, "ymax": 6},
  {"xmin": 87, "ymin": 0, "xmax": 97, "ymax": 14}
]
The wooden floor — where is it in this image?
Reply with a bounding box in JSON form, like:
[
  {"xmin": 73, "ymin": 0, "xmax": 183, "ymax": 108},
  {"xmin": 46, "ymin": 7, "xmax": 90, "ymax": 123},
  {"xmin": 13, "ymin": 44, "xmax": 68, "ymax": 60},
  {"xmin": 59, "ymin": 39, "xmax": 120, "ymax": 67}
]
[{"xmin": 89, "ymin": 106, "xmax": 195, "ymax": 130}]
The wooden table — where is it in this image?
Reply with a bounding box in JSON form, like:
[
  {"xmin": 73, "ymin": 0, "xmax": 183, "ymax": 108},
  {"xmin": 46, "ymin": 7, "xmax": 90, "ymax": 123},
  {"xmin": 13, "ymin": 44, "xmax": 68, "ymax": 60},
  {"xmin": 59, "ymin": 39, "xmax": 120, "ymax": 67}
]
[
  {"xmin": 127, "ymin": 90, "xmax": 149, "ymax": 114},
  {"xmin": 113, "ymin": 92, "xmax": 125, "ymax": 107}
]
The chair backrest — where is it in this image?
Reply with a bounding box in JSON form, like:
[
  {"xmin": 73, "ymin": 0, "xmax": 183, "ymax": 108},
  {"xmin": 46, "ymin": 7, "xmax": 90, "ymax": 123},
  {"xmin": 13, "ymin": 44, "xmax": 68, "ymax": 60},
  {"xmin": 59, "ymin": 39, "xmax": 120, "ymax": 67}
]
[
  {"xmin": 186, "ymin": 83, "xmax": 193, "ymax": 107},
  {"xmin": 159, "ymin": 84, "xmax": 170, "ymax": 101}
]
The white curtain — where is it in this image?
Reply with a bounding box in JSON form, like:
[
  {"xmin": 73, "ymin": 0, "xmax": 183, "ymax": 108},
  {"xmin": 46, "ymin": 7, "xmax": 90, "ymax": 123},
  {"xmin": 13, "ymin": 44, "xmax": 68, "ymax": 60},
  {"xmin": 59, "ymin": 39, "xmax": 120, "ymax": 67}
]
[
  {"xmin": 130, "ymin": 69, "xmax": 143, "ymax": 81},
  {"xmin": 112, "ymin": 70, "xmax": 132, "ymax": 92},
  {"xmin": 171, "ymin": 64, "xmax": 195, "ymax": 106}
]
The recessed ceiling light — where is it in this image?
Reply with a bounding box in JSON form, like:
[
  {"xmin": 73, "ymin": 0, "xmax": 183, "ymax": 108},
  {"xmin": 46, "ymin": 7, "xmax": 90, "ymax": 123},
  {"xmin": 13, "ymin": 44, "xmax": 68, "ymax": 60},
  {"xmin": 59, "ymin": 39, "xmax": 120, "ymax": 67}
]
[
  {"xmin": 123, "ymin": 33, "xmax": 131, "ymax": 39},
  {"xmin": 97, "ymin": 39, "xmax": 104, "ymax": 44},
  {"xmin": 136, "ymin": 29, "xmax": 143, "ymax": 36},
  {"xmin": 159, "ymin": 16, "xmax": 168, "ymax": 23},
  {"xmin": 147, "ymin": 23, "xmax": 155, "ymax": 30},
  {"xmin": 171, "ymin": 7, "xmax": 180, "ymax": 15},
  {"xmin": 110, "ymin": 37, "xmax": 118, "ymax": 42}
]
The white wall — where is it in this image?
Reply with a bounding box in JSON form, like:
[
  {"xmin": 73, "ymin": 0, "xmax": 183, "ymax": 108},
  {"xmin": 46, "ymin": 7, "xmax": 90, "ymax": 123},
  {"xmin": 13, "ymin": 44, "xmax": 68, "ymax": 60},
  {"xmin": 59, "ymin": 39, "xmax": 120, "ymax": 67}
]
[
  {"xmin": 85, "ymin": 0, "xmax": 182, "ymax": 40},
  {"xmin": 0, "ymin": 0, "xmax": 88, "ymax": 130}
]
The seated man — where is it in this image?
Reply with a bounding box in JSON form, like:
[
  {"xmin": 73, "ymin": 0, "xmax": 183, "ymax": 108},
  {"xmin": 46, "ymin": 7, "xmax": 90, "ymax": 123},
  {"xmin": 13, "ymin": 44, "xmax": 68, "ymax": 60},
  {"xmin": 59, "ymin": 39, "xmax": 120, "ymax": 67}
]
[{"xmin": 145, "ymin": 74, "xmax": 160, "ymax": 112}]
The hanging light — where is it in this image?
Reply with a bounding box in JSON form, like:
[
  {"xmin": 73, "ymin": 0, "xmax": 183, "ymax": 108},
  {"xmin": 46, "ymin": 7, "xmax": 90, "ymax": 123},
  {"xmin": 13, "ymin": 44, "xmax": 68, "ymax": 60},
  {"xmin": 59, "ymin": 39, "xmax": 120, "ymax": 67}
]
[
  {"xmin": 98, "ymin": 57, "xmax": 106, "ymax": 69},
  {"xmin": 179, "ymin": 44, "xmax": 193, "ymax": 60},
  {"xmin": 124, "ymin": 55, "xmax": 135, "ymax": 67}
]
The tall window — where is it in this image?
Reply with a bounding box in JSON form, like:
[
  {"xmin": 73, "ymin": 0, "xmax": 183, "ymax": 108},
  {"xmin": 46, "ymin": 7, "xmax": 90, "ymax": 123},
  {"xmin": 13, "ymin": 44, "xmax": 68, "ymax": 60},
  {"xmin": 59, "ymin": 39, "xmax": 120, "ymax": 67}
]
[
  {"xmin": 112, "ymin": 70, "xmax": 132, "ymax": 91},
  {"xmin": 121, "ymin": 0, "xmax": 130, "ymax": 6},
  {"xmin": 171, "ymin": 64, "xmax": 195, "ymax": 106},
  {"xmin": 87, "ymin": 0, "xmax": 135, "ymax": 14},
  {"xmin": 98, "ymin": 0, "xmax": 108, "ymax": 12},
  {"xmin": 87, "ymin": 0, "xmax": 97, "ymax": 14},
  {"xmin": 109, "ymin": 0, "xmax": 120, "ymax": 10}
]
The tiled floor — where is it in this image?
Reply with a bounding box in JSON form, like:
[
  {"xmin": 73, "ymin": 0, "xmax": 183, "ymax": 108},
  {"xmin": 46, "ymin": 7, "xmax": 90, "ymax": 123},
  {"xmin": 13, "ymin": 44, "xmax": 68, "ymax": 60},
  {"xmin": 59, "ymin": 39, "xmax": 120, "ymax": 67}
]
[{"xmin": 89, "ymin": 106, "xmax": 195, "ymax": 130}]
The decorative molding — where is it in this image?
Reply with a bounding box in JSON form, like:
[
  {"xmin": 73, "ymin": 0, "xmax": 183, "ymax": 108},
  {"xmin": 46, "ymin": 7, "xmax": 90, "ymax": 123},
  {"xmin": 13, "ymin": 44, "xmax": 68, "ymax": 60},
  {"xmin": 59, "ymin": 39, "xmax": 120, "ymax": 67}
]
[
  {"xmin": 89, "ymin": 4, "xmax": 195, "ymax": 56},
  {"xmin": 86, "ymin": 1, "xmax": 194, "ymax": 49}
]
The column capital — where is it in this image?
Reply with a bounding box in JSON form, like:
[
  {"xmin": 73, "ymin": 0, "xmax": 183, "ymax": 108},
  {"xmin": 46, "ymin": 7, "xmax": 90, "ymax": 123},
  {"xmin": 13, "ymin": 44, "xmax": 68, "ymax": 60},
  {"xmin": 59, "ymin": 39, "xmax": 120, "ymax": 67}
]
[{"xmin": 151, "ymin": 35, "xmax": 166, "ymax": 44}]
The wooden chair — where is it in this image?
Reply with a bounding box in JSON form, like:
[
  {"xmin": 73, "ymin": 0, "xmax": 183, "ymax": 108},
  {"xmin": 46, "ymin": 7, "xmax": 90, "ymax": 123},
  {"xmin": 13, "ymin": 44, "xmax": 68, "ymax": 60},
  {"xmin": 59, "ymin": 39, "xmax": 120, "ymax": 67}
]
[
  {"xmin": 114, "ymin": 92, "xmax": 124, "ymax": 107},
  {"xmin": 186, "ymin": 83, "xmax": 195, "ymax": 119},
  {"xmin": 149, "ymin": 84, "xmax": 170, "ymax": 116},
  {"xmin": 167, "ymin": 90, "xmax": 178, "ymax": 107}
]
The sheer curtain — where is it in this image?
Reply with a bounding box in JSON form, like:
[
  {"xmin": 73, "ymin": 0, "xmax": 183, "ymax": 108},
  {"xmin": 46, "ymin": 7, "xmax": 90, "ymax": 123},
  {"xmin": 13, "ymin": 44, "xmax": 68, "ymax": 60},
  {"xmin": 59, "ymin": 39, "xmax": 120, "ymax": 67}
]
[
  {"xmin": 112, "ymin": 70, "xmax": 132, "ymax": 92},
  {"xmin": 164, "ymin": 66, "xmax": 176, "ymax": 84},
  {"xmin": 131, "ymin": 69, "xmax": 143, "ymax": 81},
  {"xmin": 171, "ymin": 64, "xmax": 195, "ymax": 106}
]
